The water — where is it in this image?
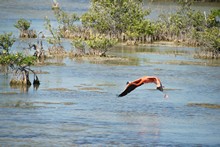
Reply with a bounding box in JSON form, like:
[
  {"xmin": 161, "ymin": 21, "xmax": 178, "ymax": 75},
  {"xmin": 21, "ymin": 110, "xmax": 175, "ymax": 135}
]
[{"xmin": 1, "ymin": 0, "xmax": 220, "ymax": 146}]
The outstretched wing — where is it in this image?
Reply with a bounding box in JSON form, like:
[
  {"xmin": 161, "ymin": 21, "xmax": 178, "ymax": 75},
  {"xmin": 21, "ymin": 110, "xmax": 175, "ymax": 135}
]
[{"xmin": 118, "ymin": 84, "xmax": 138, "ymax": 97}]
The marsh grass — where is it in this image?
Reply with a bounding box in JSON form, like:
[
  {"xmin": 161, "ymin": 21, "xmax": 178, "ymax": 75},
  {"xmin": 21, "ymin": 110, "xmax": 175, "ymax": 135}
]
[
  {"xmin": 151, "ymin": 60, "xmax": 220, "ymax": 67},
  {"xmin": 187, "ymin": 103, "xmax": 220, "ymax": 109},
  {"xmin": 85, "ymin": 56, "xmax": 139, "ymax": 66},
  {"xmin": 96, "ymin": 83, "xmax": 116, "ymax": 87},
  {"xmin": 44, "ymin": 88, "xmax": 73, "ymax": 91},
  {"xmin": 0, "ymin": 100, "xmax": 75, "ymax": 109},
  {"xmin": 78, "ymin": 87, "xmax": 104, "ymax": 93},
  {"xmin": 35, "ymin": 62, "xmax": 66, "ymax": 66}
]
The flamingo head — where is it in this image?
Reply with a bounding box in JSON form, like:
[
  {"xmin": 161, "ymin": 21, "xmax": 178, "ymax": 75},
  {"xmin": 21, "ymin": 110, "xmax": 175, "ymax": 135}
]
[{"xmin": 157, "ymin": 85, "xmax": 164, "ymax": 92}]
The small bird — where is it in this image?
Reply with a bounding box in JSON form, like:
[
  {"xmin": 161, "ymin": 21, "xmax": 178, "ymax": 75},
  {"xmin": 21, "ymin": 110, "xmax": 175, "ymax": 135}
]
[{"xmin": 118, "ymin": 76, "xmax": 167, "ymax": 97}]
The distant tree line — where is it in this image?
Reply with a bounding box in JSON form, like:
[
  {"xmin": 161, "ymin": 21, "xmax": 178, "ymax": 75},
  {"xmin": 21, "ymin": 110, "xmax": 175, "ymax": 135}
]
[
  {"xmin": 149, "ymin": 0, "xmax": 220, "ymax": 2},
  {"xmin": 46, "ymin": 0, "xmax": 219, "ymax": 58}
]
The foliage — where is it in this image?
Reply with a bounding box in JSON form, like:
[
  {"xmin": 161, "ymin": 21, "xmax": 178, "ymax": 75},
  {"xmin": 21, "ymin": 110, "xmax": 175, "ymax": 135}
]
[
  {"xmin": 81, "ymin": 0, "xmax": 150, "ymax": 35},
  {"xmin": 44, "ymin": 16, "xmax": 62, "ymax": 46},
  {"xmin": 207, "ymin": 9, "xmax": 220, "ymax": 27},
  {"xmin": 126, "ymin": 19, "xmax": 155, "ymax": 39},
  {"xmin": 0, "ymin": 33, "xmax": 16, "ymax": 54},
  {"xmin": 14, "ymin": 18, "xmax": 31, "ymax": 31},
  {"xmin": 0, "ymin": 31, "xmax": 39, "ymax": 88},
  {"xmin": 85, "ymin": 37, "xmax": 118, "ymax": 56},
  {"xmin": 45, "ymin": 8, "xmax": 79, "ymax": 45},
  {"xmin": 53, "ymin": 8, "xmax": 79, "ymax": 32},
  {"xmin": 0, "ymin": 53, "xmax": 38, "ymax": 86},
  {"xmin": 0, "ymin": 53, "xmax": 36, "ymax": 67},
  {"xmin": 72, "ymin": 38, "xmax": 87, "ymax": 50},
  {"xmin": 200, "ymin": 27, "xmax": 220, "ymax": 56},
  {"xmin": 157, "ymin": 0, "xmax": 206, "ymax": 39}
]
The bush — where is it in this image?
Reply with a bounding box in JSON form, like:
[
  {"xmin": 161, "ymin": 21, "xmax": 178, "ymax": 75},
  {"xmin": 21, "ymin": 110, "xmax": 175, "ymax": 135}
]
[
  {"xmin": 207, "ymin": 9, "xmax": 220, "ymax": 27},
  {"xmin": 0, "ymin": 53, "xmax": 36, "ymax": 67},
  {"xmin": 81, "ymin": 0, "xmax": 150, "ymax": 36},
  {"xmin": 14, "ymin": 18, "xmax": 31, "ymax": 31},
  {"xmin": 85, "ymin": 37, "xmax": 118, "ymax": 56},
  {"xmin": 199, "ymin": 27, "xmax": 220, "ymax": 58},
  {"xmin": 0, "ymin": 32, "xmax": 16, "ymax": 54}
]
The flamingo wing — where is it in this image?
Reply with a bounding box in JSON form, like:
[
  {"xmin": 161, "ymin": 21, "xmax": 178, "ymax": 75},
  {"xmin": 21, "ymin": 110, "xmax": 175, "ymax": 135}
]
[{"xmin": 118, "ymin": 84, "xmax": 138, "ymax": 97}]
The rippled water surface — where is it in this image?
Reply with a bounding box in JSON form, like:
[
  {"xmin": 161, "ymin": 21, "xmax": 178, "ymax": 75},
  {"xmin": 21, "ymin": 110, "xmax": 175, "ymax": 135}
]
[{"xmin": 1, "ymin": 0, "xmax": 220, "ymax": 146}]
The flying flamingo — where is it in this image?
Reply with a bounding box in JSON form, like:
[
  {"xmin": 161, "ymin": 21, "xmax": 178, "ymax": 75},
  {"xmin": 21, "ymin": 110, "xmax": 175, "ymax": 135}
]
[{"xmin": 118, "ymin": 76, "xmax": 168, "ymax": 98}]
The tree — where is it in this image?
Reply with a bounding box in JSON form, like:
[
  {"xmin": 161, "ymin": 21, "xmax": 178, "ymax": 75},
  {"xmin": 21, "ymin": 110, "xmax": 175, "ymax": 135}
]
[
  {"xmin": 14, "ymin": 18, "xmax": 37, "ymax": 38},
  {"xmin": 81, "ymin": 0, "xmax": 150, "ymax": 37},
  {"xmin": 85, "ymin": 37, "xmax": 117, "ymax": 56},
  {"xmin": 0, "ymin": 52, "xmax": 39, "ymax": 87},
  {"xmin": 0, "ymin": 32, "xmax": 39, "ymax": 87},
  {"xmin": 14, "ymin": 18, "xmax": 31, "ymax": 31},
  {"xmin": 207, "ymin": 9, "xmax": 220, "ymax": 27},
  {"xmin": 52, "ymin": 8, "xmax": 80, "ymax": 39},
  {"xmin": 155, "ymin": 0, "xmax": 206, "ymax": 42},
  {"xmin": 44, "ymin": 16, "xmax": 66, "ymax": 56},
  {"xmin": 44, "ymin": 16, "xmax": 61, "ymax": 46},
  {"xmin": 0, "ymin": 33, "xmax": 16, "ymax": 55},
  {"xmin": 199, "ymin": 27, "xmax": 220, "ymax": 58},
  {"xmin": 53, "ymin": 8, "xmax": 79, "ymax": 33}
]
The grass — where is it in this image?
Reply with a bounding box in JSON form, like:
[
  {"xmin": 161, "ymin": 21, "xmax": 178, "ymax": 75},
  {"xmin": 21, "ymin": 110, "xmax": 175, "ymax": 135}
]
[
  {"xmin": 187, "ymin": 103, "xmax": 220, "ymax": 109},
  {"xmin": 44, "ymin": 88, "xmax": 73, "ymax": 91},
  {"xmin": 0, "ymin": 100, "xmax": 75, "ymax": 109}
]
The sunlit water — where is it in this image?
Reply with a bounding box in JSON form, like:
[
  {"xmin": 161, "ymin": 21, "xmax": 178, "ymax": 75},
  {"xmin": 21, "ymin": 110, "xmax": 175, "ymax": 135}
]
[{"xmin": 1, "ymin": 0, "xmax": 220, "ymax": 146}]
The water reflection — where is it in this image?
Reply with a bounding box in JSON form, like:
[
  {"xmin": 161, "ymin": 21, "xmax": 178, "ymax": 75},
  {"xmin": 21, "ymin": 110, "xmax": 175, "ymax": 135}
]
[
  {"xmin": 9, "ymin": 83, "xmax": 40, "ymax": 92},
  {"xmin": 33, "ymin": 83, "xmax": 40, "ymax": 90},
  {"xmin": 10, "ymin": 84, "xmax": 31, "ymax": 93}
]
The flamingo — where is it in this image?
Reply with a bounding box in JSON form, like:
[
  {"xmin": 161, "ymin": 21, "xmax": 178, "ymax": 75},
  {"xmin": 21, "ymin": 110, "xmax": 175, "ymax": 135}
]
[{"xmin": 118, "ymin": 76, "xmax": 168, "ymax": 98}]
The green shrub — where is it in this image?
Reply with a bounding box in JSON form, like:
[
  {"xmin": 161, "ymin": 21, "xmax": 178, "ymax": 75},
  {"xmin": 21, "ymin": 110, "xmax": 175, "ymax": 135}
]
[
  {"xmin": 14, "ymin": 18, "xmax": 31, "ymax": 31},
  {"xmin": 0, "ymin": 32, "xmax": 16, "ymax": 54},
  {"xmin": 0, "ymin": 53, "xmax": 36, "ymax": 67}
]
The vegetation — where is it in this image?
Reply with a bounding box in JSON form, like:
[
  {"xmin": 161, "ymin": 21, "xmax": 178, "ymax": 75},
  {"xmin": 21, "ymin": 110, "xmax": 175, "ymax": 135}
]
[
  {"xmin": 81, "ymin": 0, "xmax": 151, "ymax": 41},
  {"xmin": 196, "ymin": 27, "xmax": 220, "ymax": 58},
  {"xmin": 153, "ymin": 1, "xmax": 219, "ymax": 58},
  {"xmin": 0, "ymin": 53, "xmax": 36, "ymax": 67},
  {"xmin": 53, "ymin": 8, "xmax": 79, "ymax": 38},
  {"xmin": 0, "ymin": 32, "xmax": 16, "ymax": 55},
  {"xmin": 85, "ymin": 37, "xmax": 118, "ymax": 57},
  {"xmin": 44, "ymin": 16, "xmax": 66, "ymax": 56},
  {"xmin": 0, "ymin": 33, "xmax": 39, "ymax": 87},
  {"xmin": 43, "ymin": 0, "xmax": 220, "ymax": 58},
  {"xmin": 187, "ymin": 103, "xmax": 220, "ymax": 109},
  {"xmin": 46, "ymin": 5, "xmax": 118, "ymax": 56},
  {"xmin": 81, "ymin": 0, "xmax": 220, "ymax": 58},
  {"xmin": 0, "ymin": 52, "xmax": 39, "ymax": 87},
  {"xmin": 2, "ymin": 1, "xmax": 220, "ymax": 62},
  {"xmin": 0, "ymin": 52, "xmax": 38, "ymax": 86},
  {"xmin": 14, "ymin": 18, "xmax": 37, "ymax": 38},
  {"xmin": 0, "ymin": 33, "xmax": 36, "ymax": 67},
  {"xmin": 14, "ymin": 18, "xmax": 31, "ymax": 31}
]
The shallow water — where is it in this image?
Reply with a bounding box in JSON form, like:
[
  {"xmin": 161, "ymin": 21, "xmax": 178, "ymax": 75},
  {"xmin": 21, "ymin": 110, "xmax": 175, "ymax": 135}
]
[
  {"xmin": 1, "ymin": 0, "xmax": 220, "ymax": 146},
  {"xmin": 1, "ymin": 45, "xmax": 220, "ymax": 146}
]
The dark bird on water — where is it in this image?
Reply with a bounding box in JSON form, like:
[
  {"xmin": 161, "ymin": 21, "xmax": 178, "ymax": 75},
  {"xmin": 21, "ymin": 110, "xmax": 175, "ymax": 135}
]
[{"xmin": 118, "ymin": 76, "xmax": 168, "ymax": 98}]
